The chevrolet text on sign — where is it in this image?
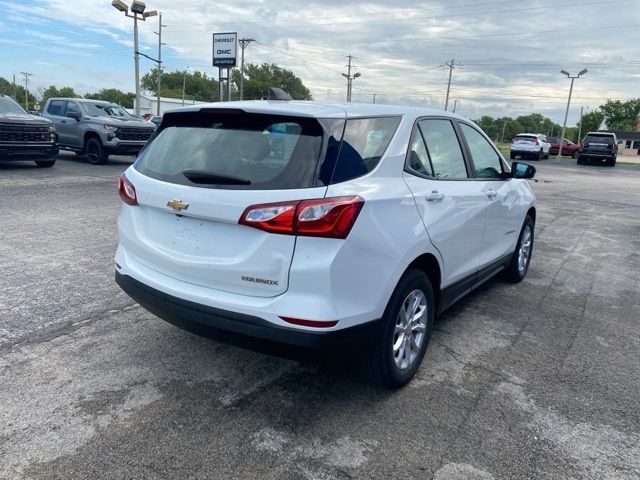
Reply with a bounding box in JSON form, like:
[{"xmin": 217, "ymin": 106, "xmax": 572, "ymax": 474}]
[{"xmin": 212, "ymin": 32, "xmax": 238, "ymax": 67}]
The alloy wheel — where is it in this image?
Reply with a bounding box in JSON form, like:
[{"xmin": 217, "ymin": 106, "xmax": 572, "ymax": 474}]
[{"xmin": 393, "ymin": 290, "xmax": 428, "ymax": 370}]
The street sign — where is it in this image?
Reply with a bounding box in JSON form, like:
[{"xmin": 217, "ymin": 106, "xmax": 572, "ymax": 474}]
[{"xmin": 212, "ymin": 32, "xmax": 237, "ymax": 68}]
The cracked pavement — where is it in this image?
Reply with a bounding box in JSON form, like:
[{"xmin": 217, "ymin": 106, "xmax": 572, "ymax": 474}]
[{"xmin": 1, "ymin": 153, "xmax": 639, "ymax": 479}]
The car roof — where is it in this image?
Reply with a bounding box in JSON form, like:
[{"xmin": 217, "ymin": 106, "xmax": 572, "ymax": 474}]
[
  {"xmin": 515, "ymin": 133, "xmax": 542, "ymax": 137},
  {"xmin": 47, "ymin": 98, "xmax": 112, "ymax": 105},
  {"xmin": 164, "ymin": 100, "xmax": 469, "ymax": 121}
]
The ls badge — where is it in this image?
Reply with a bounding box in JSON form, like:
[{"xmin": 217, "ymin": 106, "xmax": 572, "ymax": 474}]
[{"xmin": 167, "ymin": 199, "xmax": 189, "ymax": 211}]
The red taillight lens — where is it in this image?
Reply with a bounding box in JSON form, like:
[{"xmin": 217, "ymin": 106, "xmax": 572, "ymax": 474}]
[
  {"xmin": 118, "ymin": 173, "xmax": 138, "ymax": 206},
  {"xmin": 511, "ymin": 138, "xmax": 516, "ymax": 143},
  {"xmin": 239, "ymin": 201, "xmax": 298, "ymax": 235},
  {"xmin": 533, "ymin": 140, "xmax": 539, "ymax": 145},
  {"xmin": 296, "ymin": 196, "xmax": 364, "ymax": 239},
  {"xmin": 239, "ymin": 196, "xmax": 364, "ymax": 239}
]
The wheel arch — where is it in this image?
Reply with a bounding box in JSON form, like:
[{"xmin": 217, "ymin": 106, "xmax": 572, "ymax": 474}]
[
  {"xmin": 84, "ymin": 130, "xmax": 102, "ymax": 146},
  {"xmin": 406, "ymin": 253, "xmax": 442, "ymax": 314},
  {"xmin": 527, "ymin": 206, "xmax": 536, "ymax": 224}
]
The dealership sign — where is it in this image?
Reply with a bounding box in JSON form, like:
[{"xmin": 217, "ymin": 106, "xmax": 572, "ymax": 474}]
[{"xmin": 212, "ymin": 32, "xmax": 238, "ymax": 67}]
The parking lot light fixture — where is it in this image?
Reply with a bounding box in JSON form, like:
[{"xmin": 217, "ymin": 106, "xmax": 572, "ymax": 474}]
[
  {"xmin": 557, "ymin": 68, "xmax": 588, "ymax": 159},
  {"xmin": 111, "ymin": 0, "xmax": 156, "ymax": 118},
  {"xmin": 130, "ymin": 0, "xmax": 146, "ymax": 14},
  {"xmin": 111, "ymin": 0, "xmax": 128, "ymax": 12}
]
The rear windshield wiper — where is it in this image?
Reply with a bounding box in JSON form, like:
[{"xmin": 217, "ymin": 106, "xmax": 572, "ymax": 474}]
[{"xmin": 182, "ymin": 169, "xmax": 251, "ymax": 185}]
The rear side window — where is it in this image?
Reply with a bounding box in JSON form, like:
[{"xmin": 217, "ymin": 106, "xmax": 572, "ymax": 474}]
[
  {"xmin": 47, "ymin": 100, "xmax": 64, "ymax": 116},
  {"xmin": 418, "ymin": 119, "xmax": 468, "ymax": 179},
  {"xmin": 326, "ymin": 117, "xmax": 401, "ymax": 184},
  {"xmin": 65, "ymin": 101, "xmax": 80, "ymax": 116},
  {"xmin": 134, "ymin": 112, "xmax": 325, "ymax": 190}
]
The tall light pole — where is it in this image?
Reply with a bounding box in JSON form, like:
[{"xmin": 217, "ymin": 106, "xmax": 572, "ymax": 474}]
[
  {"xmin": 557, "ymin": 68, "xmax": 587, "ymax": 159},
  {"xmin": 154, "ymin": 12, "xmax": 166, "ymax": 116},
  {"xmin": 111, "ymin": 1, "xmax": 158, "ymax": 117}
]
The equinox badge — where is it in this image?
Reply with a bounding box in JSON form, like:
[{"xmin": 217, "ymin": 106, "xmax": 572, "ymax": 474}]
[{"xmin": 167, "ymin": 199, "xmax": 189, "ymax": 211}]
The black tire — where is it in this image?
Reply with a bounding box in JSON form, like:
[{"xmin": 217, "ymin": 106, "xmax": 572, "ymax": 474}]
[
  {"xmin": 502, "ymin": 215, "xmax": 534, "ymax": 283},
  {"xmin": 537, "ymin": 149, "xmax": 543, "ymax": 161},
  {"xmin": 85, "ymin": 137, "xmax": 108, "ymax": 165},
  {"xmin": 608, "ymin": 155, "xmax": 616, "ymax": 167},
  {"xmin": 510, "ymin": 152, "xmax": 516, "ymax": 160},
  {"xmin": 572, "ymin": 150, "xmax": 579, "ymax": 159},
  {"xmin": 577, "ymin": 156, "xmax": 584, "ymax": 165},
  {"xmin": 35, "ymin": 160, "xmax": 56, "ymax": 168},
  {"xmin": 367, "ymin": 268, "xmax": 435, "ymax": 388},
  {"xmin": 543, "ymin": 150, "xmax": 549, "ymax": 159}
]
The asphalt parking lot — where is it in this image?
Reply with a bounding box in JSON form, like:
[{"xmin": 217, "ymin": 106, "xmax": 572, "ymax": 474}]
[{"xmin": 1, "ymin": 152, "xmax": 639, "ymax": 479}]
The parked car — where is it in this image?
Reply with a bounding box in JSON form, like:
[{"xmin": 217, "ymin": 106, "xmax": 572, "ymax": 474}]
[
  {"xmin": 510, "ymin": 133, "xmax": 550, "ymax": 160},
  {"xmin": 0, "ymin": 94, "xmax": 58, "ymax": 167},
  {"xmin": 548, "ymin": 137, "xmax": 580, "ymax": 158},
  {"xmin": 577, "ymin": 132, "xmax": 618, "ymax": 166},
  {"xmin": 41, "ymin": 98, "xmax": 155, "ymax": 165},
  {"xmin": 115, "ymin": 101, "xmax": 537, "ymax": 388}
]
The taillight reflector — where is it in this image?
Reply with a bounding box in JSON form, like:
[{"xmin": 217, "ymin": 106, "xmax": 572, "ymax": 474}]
[
  {"xmin": 118, "ymin": 173, "xmax": 138, "ymax": 206},
  {"xmin": 280, "ymin": 316, "xmax": 338, "ymax": 328},
  {"xmin": 239, "ymin": 196, "xmax": 364, "ymax": 239}
]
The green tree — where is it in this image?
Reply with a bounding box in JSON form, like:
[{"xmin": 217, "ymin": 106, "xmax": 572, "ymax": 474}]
[
  {"xmin": 232, "ymin": 63, "xmax": 312, "ymax": 100},
  {"xmin": 141, "ymin": 68, "xmax": 218, "ymax": 101},
  {"xmin": 0, "ymin": 76, "xmax": 38, "ymax": 110},
  {"xmin": 599, "ymin": 99, "xmax": 640, "ymax": 131},
  {"xmin": 40, "ymin": 85, "xmax": 78, "ymax": 102},
  {"xmin": 85, "ymin": 88, "xmax": 135, "ymax": 108},
  {"xmin": 577, "ymin": 110, "xmax": 605, "ymax": 137}
]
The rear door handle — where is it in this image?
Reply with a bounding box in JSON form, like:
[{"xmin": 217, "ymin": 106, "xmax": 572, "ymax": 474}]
[
  {"xmin": 486, "ymin": 189, "xmax": 497, "ymax": 198},
  {"xmin": 425, "ymin": 191, "xmax": 445, "ymax": 202}
]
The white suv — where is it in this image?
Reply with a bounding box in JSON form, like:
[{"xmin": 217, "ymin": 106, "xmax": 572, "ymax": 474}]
[
  {"xmin": 510, "ymin": 133, "xmax": 550, "ymax": 160},
  {"xmin": 115, "ymin": 101, "xmax": 537, "ymax": 387}
]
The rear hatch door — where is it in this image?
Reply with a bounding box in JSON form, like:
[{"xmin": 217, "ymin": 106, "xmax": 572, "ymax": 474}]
[{"xmin": 123, "ymin": 108, "xmax": 336, "ymax": 298}]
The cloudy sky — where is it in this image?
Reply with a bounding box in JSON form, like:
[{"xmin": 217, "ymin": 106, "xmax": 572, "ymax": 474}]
[{"xmin": 1, "ymin": 0, "xmax": 638, "ymax": 124}]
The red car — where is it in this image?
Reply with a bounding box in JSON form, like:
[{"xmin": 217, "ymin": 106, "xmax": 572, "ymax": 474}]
[{"xmin": 548, "ymin": 137, "xmax": 580, "ymax": 157}]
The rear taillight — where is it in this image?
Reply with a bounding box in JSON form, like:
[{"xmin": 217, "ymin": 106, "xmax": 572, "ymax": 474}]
[
  {"xmin": 533, "ymin": 140, "xmax": 539, "ymax": 145},
  {"xmin": 118, "ymin": 173, "xmax": 138, "ymax": 206},
  {"xmin": 612, "ymin": 143, "xmax": 618, "ymax": 151},
  {"xmin": 239, "ymin": 196, "xmax": 364, "ymax": 239},
  {"xmin": 511, "ymin": 138, "xmax": 516, "ymax": 143}
]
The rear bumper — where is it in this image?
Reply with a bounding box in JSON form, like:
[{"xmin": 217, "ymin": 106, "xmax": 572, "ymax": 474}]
[
  {"xmin": 115, "ymin": 271, "xmax": 380, "ymax": 350},
  {"xmin": 579, "ymin": 151, "xmax": 614, "ymax": 160}
]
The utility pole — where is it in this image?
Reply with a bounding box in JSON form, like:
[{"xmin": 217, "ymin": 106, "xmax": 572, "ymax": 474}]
[
  {"xmin": 238, "ymin": 37, "xmax": 256, "ymax": 101},
  {"xmin": 12, "ymin": 74, "xmax": 16, "ymax": 100},
  {"xmin": 453, "ymin": 99, "xmax": 458, "ymax": 113},
  {"xmin": 500, "ymin": 120, "xmax": 507, "ymax": 142},
  {"xmin": 20, "ymin": 72, "xmax": 32, "ymax": 110},
  {"xmin": 577, "ymin": 106, "xmax": 585, "ymax": 143},
  {"xmin": 442, "ymin": 59, "xmax": 462, "ymax": 111},
  {"xmin": 372, "ymin": 93, "xmax": 376, "ymax": 104},
  {"xmin": 557, "ymin": 69, "xmax": 588, "ymax": 159},
  {"xmin": 154, "ymin": 13, "xmax": 166, "ymax": 116},
  {"xmin": 341, "ymin": 55, "xmax": 360, "ymax": 102},
  {"xmin": 182, "ymin": 66, "xmax": 189, "ymax": 106}
]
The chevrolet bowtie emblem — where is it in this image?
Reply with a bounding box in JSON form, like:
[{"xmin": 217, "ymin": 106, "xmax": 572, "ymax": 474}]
[{"xmin": 167, "ymin": 199, "xmax": 189, "ymax": 211}]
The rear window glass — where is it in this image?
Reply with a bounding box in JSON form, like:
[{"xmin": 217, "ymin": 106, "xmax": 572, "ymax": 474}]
[
  {"xmin": 134, "ymin": 111, "xmax": 325, "ymax": 190},
  {"xmin": 515, "ymin": 135, "xmax": 537, "ymax": 141},
  {"xmin": 319, "ymin": 116, "xmax": 401, "ymax": 185},
  {"xmin": 585, "ymin": 134, "xmax": 614, "ymax": 144}
]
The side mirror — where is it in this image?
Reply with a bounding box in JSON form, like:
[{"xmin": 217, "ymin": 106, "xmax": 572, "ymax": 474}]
[
  {"xmin": 511, "ymin": 161, "xmax": 536, "ymax": 179},
  {"xmin": 67, "ymin": 111, "xmax": 82, "ymax": 121}
]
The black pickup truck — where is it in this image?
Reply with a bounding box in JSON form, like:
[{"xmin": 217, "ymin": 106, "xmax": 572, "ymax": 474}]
[{"xmin": 0, "ymin": 94, "xmax": 59, "ymax": 167}]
